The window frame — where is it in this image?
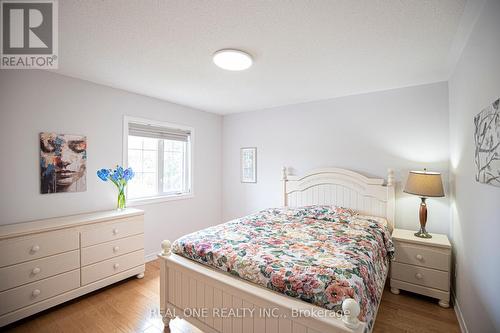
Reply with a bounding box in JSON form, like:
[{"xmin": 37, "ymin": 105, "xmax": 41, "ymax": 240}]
[{"xmin": 123, "ymin": 116, "xmax": 194, "ymax": 206}]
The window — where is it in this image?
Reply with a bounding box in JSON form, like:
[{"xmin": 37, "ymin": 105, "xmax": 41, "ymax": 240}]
[{"xmin": 124, "ymin": 117, "xmax": 192, "ymax": 202}]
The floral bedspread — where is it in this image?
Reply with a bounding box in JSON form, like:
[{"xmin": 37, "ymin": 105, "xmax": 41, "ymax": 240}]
[{"xmin": 172, "ymin": 206, "xmax": 394, "ymax": 326}]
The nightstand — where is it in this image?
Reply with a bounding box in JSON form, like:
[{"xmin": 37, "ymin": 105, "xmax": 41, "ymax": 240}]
[{"xmin": 390, "ymin": 228, "xmax": 452, "ymax": 308}]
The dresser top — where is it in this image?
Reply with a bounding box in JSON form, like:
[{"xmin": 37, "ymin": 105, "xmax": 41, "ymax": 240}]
[
  {"xmin": 0, "ymin": 208, "xmax": 144, "ymax": 240},
  {"xmin": 392, "ymin": 228, "xmax": 451, "ymax": 249}
]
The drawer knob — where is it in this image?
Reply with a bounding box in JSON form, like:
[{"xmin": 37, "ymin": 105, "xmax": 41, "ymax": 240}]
[
  {"xmin": 32, "ymin": 267, "xmax": 41, "ymax": 275},
  {"xmin": 31, "ymin": 245, "xmax": 40, "ymax": 253},
  {"xmin": 113, "ymin": 246, "xmax": 120, "ymax": 252},
  {"xmin": 113, "ymin": 228, "xmax": 119, "ymax": 235},
  {"xmin": 415, "ymin": 273, "xmax": 423, "ymax": 280},
  {"xmin": 32, "ymin": 289, "xmax": 41, "ymax": 297},
  {"xmin": 416, "ymin": 254, "xmax": 423, "ymax": 261},
  {"xmin": 113, "ymin": 263, "xmax": 120, "ymax": 269}
]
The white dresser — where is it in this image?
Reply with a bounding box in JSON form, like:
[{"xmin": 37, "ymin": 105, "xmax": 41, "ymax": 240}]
[
  {"xmin": 390, "ymin": 228, "xmax": 451, "ymax": 307},
  {"xmin": 0, "ymin": 208, "xmax": 145, "ymax": 327}
]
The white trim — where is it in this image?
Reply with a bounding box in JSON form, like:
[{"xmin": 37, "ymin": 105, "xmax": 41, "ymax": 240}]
[
  {"xmin": 452, "ymin": 288, "xmax": 468, "ymax": 333},
  {"xmin": 145, "ymin": 252, "xmax": 158, "ymax": 263},
  {"xmin": 158, "ymin": 139, "xmax": 165, "ymax": 194},
  {"xmin": 128, "ymin": 193, "xmax": 194, "ymax": 207},
  {"xmin": 122, "ymin": 115, "xmax": 195, "ymax": 200}
]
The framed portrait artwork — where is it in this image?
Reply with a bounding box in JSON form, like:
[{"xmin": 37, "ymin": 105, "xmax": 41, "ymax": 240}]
[
  {"xmin": 40, "ymin": 132, "xmax": 87, "ymax": 193},
  {"xmin": 241, "ymin": 147, "xmax": 257, "ymax": 183}
]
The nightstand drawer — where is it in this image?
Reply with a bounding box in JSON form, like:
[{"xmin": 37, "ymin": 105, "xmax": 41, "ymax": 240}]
[
  {"xmin": 394, "ymin": 242, "xmax": 450, "ymax": 271},
  {"xmin": 392, "ymin": 262, "xmax": 449, "ymax": 291}
]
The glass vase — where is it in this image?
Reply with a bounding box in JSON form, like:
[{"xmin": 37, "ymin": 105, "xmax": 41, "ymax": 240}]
[{"xmin": 117, "ymin": 188, "xmax": 126, "ymax": 210}]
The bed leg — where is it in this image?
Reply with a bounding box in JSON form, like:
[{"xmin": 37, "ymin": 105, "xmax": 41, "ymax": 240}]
[
  {"xmin": 162, "ymin": 316, "xmax": 171, "ymax": 327},
  {"xmin": 162, "ymin": 304, "xmax": 175, "ymax": 327},
  {"xmin": 342, "ymin": 298, "xmax": 360, "ymax": 329}
]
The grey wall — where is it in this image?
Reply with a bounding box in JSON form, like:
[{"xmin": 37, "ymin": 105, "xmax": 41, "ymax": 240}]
[
  {"xmin": 0, "ymin": 70, "xmax": 222, "ymax": 259},
  {"xmin": 222, "ymin": 82, "xmax": 451, "ymax": 235},
  {"xmin": 449, "ymin": 0, "xmax": 500, "ymax": 331}
]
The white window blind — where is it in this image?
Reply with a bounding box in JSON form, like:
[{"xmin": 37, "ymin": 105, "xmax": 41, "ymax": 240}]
[{"xmin": 128, "ymin": 123, "xmax": 191, "ymax": 142}]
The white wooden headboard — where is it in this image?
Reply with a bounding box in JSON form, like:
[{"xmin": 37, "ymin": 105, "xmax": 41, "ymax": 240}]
[{"xmin": 282, "ymin": 167, "xmax": 395, "ymax": 230}]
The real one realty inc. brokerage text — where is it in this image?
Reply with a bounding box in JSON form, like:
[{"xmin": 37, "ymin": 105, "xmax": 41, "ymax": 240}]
[{"xmin": 161, "ymin": 307, "xmax": 346, "ymax": 319}]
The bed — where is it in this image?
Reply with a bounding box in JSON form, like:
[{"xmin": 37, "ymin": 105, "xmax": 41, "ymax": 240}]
[{"xmin": 158, "ymin": 167, "xmax": 395, "ymax": 333}]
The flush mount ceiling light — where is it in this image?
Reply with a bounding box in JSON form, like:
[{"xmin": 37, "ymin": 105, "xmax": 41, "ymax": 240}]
[{"xmin": 213, "ymin": 49, "xmax": 253, "ymax": 71}]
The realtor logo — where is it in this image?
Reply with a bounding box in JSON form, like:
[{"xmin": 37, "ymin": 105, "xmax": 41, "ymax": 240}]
[{"xmin": 1, "ymin": 0, "xmax": 58, "ymax": 69}]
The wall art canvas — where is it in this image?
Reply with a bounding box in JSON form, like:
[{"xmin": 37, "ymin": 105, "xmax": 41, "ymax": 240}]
[
  {"xmin": 241, "ymin": 147, "xmax": 257, "ymax": 183},
  {"xmin": 40, "ymin": 132, "xmax": 87, "ymax": 193},
  {"xmin": 474, "ymin": 98, "xmax": 500, "ymax": 187}
]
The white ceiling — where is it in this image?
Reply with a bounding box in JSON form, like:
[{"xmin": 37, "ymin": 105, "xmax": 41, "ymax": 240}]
[{"xmin": 56, "ymin": 0, "xmax": 467, "ymax": 114}]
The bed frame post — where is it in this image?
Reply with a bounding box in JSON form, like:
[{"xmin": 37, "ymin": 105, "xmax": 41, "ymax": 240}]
[
  {"xmin": 342, "ymin": 298, "xmax": 361, "ymax": 329},
  {"xmin": 282, "ymin": 166, "xmax": 288, "ymax": 207},
  {"xmin": 387, "ymin": 168, "xmax": 394, "ymax": 187},
  {"xmin": 159, "ymin": 240, "xmax": 172, "ymax": 327},
  {"xmin": 386, "ymin": 168, "xmax": 396, "ymax": 230}
]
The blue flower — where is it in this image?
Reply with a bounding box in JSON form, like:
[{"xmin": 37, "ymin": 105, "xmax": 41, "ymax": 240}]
[
  {"xmin": 111, "ymin": 170, "xmax": 120, "ymax": 182},
  {"xmin": 116, "ymin": 166, "xmax": 124, "ymax": 177},
  {"xmin": 97, "ymin": 169, "xmax": 109, "ymax": 181},
  {"xmin": 123, "ymin": 167, "xmax": 135, "ymax": 181}
]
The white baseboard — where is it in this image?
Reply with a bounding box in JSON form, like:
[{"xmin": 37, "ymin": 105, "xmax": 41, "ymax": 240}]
[
  {"xmin": 145, "ymin": 252, "xmax": 158, "ymax": 263},
  {"xmin": 452, "ymin": 288, "xmax": 468, "ymax": 333}
]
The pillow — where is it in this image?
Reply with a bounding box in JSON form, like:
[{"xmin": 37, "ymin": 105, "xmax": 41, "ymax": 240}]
[
  {"xmin": 355, "ymin": 215, "xmax": 389, "ymax": 228},
  {"xmin": 285, "ymin": 205, "xmax": 357, "ymax": 221}
]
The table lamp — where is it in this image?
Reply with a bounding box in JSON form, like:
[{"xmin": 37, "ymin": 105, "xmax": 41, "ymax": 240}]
[{"xmin": 404, "ymin": 169, "xmax": 444, "ymax": 238}]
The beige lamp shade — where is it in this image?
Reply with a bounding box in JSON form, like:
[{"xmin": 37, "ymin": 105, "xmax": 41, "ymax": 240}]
[{"xmin": 404, "ymin": 170, "xmax": 444, "ymax": 197}]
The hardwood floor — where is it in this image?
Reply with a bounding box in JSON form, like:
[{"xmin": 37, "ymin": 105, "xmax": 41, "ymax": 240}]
[
  {"xmin": 3, "ymin": 260, "xmax": 460, "ymax": 333},
  {"xmin": 373, "ymin": 287, "xmax": 460, "ymax": 333}
]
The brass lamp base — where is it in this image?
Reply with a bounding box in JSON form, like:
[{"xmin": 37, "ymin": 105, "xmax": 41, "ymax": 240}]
[
  {"xmin": 414, "ymin": 227, "xmax": 432, "ymax": 239},
  {"xmin": 415, "ymin": 197, "xmax": 432, "ymax": 239}
]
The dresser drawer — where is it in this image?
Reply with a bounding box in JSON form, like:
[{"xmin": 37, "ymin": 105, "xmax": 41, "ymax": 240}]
[
  {"xmin": 80, "ymin": 216, "xmax": 143, "ymax": 247},
  {"xmin": 394, "ymin": 241, "xmax": 450, "ymax": 271},
  {"xmin": 81, "ymin": 234, "xmax": 144, "ymax": 266},
  {"xmin": 0, "ymin": 269, "xmax": 80, "ymax": 315},
  {"xmin": 0, "ymin": 230, "xmax": 79, "ymax": 268},
  {"xmin": 81, "ymin": 249, "xmax": 144, "ymax": 285},
  {"xmin": 392, "ymin": 262, "xmax": 449, "ymax": 291},
  {"xmin": 0, "ymin": 250, "xmax": 79, "ymax": 292}
]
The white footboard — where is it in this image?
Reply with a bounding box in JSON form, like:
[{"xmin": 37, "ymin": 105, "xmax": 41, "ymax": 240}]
[{"xmin": 158, "ymin": 240, "xmax": 365, "ymax": 333}]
